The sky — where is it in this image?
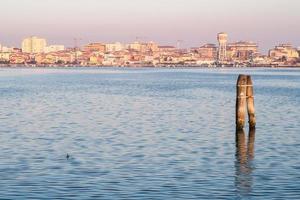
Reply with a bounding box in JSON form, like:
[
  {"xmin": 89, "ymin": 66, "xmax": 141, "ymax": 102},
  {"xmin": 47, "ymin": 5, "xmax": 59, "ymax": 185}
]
[{"xmin": 0, "ymin": 0, "xmax": 299, "ymax": 53}]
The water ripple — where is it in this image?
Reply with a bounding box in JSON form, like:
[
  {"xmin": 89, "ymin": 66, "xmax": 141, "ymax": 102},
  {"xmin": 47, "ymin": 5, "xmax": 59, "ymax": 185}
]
[{"xmin": 0, "ymin": 67, "xmax": 299, "ymax": 199}]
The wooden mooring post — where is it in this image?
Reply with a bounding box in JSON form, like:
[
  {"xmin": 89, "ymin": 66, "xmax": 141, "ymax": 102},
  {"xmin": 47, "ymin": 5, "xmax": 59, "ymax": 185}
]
[
  {"xmin": 246, "ymin": 76, "xmax": 256, "ymax": 128},
  {"xmin": 236, "ymin": 74, "xmax": 256, "ymax": 130}
]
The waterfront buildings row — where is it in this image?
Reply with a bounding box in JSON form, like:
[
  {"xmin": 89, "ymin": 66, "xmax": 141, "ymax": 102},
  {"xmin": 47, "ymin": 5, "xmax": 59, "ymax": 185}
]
[{"xmin": 0, "ymin": 34, "xmax": 299, "ymax": 67}]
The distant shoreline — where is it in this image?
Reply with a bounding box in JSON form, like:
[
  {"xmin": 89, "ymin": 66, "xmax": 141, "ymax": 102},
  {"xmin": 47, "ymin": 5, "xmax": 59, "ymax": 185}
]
[{"xmin": 1, "ymin": 64, "xmax": 300, "ymax": 69}]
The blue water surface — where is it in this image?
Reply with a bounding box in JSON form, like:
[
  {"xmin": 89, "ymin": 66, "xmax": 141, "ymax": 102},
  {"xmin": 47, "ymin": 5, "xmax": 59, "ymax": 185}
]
[{"xmin": 0, "ymin": 67, "xmax": 299, "ymax": 199}]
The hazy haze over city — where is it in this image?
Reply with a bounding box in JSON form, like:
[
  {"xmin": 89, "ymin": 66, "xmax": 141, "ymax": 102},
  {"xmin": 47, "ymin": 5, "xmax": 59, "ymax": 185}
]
[{"xmin": 1, "ymin": 0, "xmax": 300, "ymax": 52}]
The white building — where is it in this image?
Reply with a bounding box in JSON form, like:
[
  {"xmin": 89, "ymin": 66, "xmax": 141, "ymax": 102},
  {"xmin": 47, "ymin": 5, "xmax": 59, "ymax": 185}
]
[
  {"xmin": 106, "ymin": 42, "xmax": 124, "ymax": 52},
  {"xmin": 22, "ymin": 36, "xmax": 47, "ymax": 53},
  {"xmin": 44, "ymin": 45, "xmax": 65, "ymax": 53},
  {"xmin": 1, "ymin": 45, "xmax": 14, "ymax": 53},
  {"xmin": 129, "ymin": 41, "xmax": 142, "ymax": 51},
  {"xmin": 0, "ymin": 52, "xmax": 10, "ymax": 61}
]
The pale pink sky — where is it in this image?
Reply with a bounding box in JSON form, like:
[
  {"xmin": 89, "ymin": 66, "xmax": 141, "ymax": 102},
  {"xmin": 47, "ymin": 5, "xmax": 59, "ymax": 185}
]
[{"xmin": 0, "ymin": 0, "xmax": 299, "ymax": 53}]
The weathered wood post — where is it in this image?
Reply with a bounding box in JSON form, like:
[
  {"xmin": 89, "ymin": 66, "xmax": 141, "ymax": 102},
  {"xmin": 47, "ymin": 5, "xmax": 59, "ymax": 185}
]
[
  {"xmin": 236, "ymin": 74, "xmax": 256, "ymax": 129},
  {"xmin": 246, "ymin": 76, "xmax": 256, "ymax": 128},
  {"xmin": 236, "ymin": 75, "xmax": 248, "ymax": 130}
]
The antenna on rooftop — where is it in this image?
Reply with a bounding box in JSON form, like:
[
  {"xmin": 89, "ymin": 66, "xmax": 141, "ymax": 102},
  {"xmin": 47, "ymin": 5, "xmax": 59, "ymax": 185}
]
[
  {"xmin": 177, "ymin": 40, "xmax": 184, "ymax": 49},
  {"xmin": 73, "ymin": 38, "xmax": 82, "ymax": 64}
]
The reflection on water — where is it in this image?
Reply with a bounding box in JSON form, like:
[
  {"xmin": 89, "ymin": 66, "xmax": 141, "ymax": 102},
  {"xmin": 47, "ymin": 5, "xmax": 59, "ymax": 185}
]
[{"xmin": 235, "ymin": 128, "xmax": 256, "ymax": 197}]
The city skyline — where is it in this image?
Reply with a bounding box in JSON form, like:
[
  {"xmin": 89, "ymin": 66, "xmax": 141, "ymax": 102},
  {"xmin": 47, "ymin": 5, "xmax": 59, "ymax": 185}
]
[
  {"xmin": 1, "ymin": 33, "xmax": 299, "ymax": 67},
  {"xmin": 1, "ymin": 34, "xmax": 299, "ymax": 53},
  {"xmin": 1, "ymin": 33, "xmax": 299, "ymax": 55},
  {"xmin": 1, "ymin": 0, "xmax": 300, "ymax": 53}
]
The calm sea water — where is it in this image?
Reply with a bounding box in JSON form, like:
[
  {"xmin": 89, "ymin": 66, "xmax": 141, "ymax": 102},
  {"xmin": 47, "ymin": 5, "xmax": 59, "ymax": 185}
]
[{"xmin": 0, "ymin": 67, "xmax": 299, "ymax": 199}]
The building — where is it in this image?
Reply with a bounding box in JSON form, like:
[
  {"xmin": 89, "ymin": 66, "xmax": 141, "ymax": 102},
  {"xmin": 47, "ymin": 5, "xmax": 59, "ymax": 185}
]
[
  {"xmin": 269, "ymin": 44, "xmax": 299, "ymax": 61},
  {"xmin": 227, "ymin": 41, "xmax": 259, "ymax": 61},
  {"xmin": 22, "ymin": 36, "xmax": 47, "ymax": 53},
  {"xmin": 44, "ymin": 45, "xmax": 65, "ymax": 53},
  {"xmin": 196, "ymin": 44, "xmax": 217, "ymax": 60},
  {"xmin": 0, "ymin": 45, "xmax": 15, "ymax": 53},
  {"xmin": 128, "ymin": 41, "xmax": 159, "ymax": 53},
  {"xmin": 146, "ymin": 42, "xmax": 159, "ymax": 52},
  {"xmin": 88, "ymin": 55, "xmax": 104, "ymax": 65},
  {"xmin": 9, "ymin": 53, "xmax": 30, "ymax": 64},
  {"xmin": 129, "ymin": 42, "xmax": 143, "ymax": 52},
  {"xmin": 0, "ymin": 52, "xmax": 10, "ymax": 62},
  {"xmin": 158, "ymin": 46, "xmax": 176, "ymax": 52},
  {"xmin": 105, "ymin": 42, "xmax": 124, "ymax": 52},
  {"xmin": 83, "ymin": 43, "xmax": 106, "ymax": 53}
]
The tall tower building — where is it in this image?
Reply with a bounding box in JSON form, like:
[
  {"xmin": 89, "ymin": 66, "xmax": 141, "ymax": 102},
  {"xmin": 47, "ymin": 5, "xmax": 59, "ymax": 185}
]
[
  {"xmin": 22, "ymin": 36, "xmax": 47, "ymax": 53},
  {"xmin": 217, "ymin": 32, "xmax": 228, "ymax": 62}
]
